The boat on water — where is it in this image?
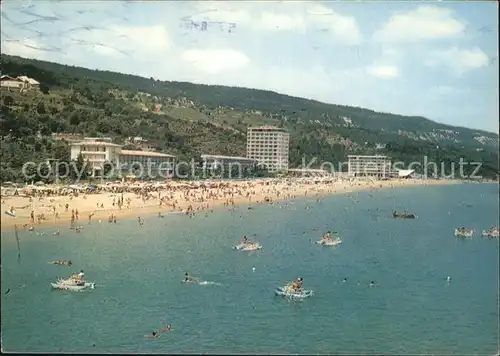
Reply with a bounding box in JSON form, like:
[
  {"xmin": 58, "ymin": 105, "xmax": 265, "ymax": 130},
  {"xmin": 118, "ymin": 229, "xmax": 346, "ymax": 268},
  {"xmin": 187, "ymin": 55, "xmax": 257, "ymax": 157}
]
[
  {"xmin": 454, "ymin": 227, "xmax": 474, "ymax": 238},
  {"xmin": 392, "ymin": 211, "xmax": 417, "ymax": 219},
  {"xmin": 481, "ymin": 227, "xmax": 499, "ymax": 238},
  {"xmin": 51, "ymin": 278, "xmax": 95, "ymax": 291},
  {"xmin": 316, "ymin": 238, "xmax": 342, "ymax": 246},
  {"xmin": 233, "ymin": 242, "xmax": 262, "ymax": 251},
  {"xmin": 275, "ymin": 286, "xmax": 313, "ymax": 299}
]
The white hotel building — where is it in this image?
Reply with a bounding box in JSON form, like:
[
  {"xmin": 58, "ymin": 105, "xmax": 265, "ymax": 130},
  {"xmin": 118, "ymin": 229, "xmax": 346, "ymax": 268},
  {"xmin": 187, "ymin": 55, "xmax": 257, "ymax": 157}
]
[
  {"xmin": 347, "ymin": 155, "xmax": 392, "ymax": 178},
  {"xmin": 246, "ymin": 126, "xmax": 289, "ymax": 172},
  {"xmin": 70, "ymin": 138, "xmax": 175, "ymax": 178}
]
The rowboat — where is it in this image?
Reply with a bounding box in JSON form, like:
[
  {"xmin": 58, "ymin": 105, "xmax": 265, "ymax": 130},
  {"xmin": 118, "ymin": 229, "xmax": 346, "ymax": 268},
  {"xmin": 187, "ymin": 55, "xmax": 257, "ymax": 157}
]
[
  {"xmin": 454, "ymin": 228, "xmax": 474, "ymax": 238},
  {"xmin": 275, "ymin": 286, "xmax": 313, "ymax": 298},
  {"xmin": 316, "ymin": 238, "xmax": 342, "ymax": 246},
  {"xmin": 233, "ymin": 243, "xmax": 262, "ymax": 251},
  {"xmin": 51, "ymin": 278, "xmax": 95, "ymax": 291}
]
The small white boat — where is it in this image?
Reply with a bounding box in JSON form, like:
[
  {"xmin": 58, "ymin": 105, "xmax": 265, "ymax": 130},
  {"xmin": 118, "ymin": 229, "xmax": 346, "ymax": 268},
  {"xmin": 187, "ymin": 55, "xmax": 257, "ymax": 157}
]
[
  {"xmin": 316, "ymin": 238, "xmax": 342, "ymax": 246},
  {"xmin": 454, "ymin": 228, "xmax": 474, "ymax": 238},
  {"xmin": 275, "ymin": 286, "xmax": 313, "ymax": 299},
  {"xmin": 181, "ymin": 278, "xmax": 200, "ymax": 284},
  {"xmin": 51, "ymin": 278, "xmax": 95, "ymax": 291},
  {"xmin": 233, "ymin": 243, "xmax": 262, "ymax": 251}
]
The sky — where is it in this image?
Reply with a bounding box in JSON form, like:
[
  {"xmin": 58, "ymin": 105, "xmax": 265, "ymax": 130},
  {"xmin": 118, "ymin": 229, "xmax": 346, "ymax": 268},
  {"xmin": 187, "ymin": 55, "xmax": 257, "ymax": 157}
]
[{"xmin": 1, "ymin": 0, "xmax": 498, "ymax": 133}]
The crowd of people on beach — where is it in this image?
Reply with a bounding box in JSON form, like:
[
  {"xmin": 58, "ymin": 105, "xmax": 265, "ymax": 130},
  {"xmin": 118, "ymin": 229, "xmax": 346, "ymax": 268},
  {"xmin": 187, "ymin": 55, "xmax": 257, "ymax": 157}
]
[{"xmin": 1, "ymin": 177, "xmax": 456, "ymax": 235}]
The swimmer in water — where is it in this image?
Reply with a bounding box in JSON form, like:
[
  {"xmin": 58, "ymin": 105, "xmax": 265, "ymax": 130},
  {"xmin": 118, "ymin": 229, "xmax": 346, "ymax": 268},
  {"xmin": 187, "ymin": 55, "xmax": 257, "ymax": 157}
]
[
  {"xmin": 159, "ymin": 323, "xmax": 172, "ymax": 332},
  {"xmin": 145, "ymin": 331, "xmax": 158, "ymax": 338},
  {"xmin": 368, "ymin": 281, "xmax": 377, "ymax": 286}
]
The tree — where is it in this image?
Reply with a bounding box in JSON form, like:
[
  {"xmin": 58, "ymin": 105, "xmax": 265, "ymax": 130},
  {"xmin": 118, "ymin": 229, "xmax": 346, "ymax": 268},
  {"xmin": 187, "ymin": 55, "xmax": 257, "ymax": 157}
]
[
  {"xmin": 3, "ymin": 95, "xmax": 15, "ymax": 106},
  {"xmin": 71, "ymin": 153, "xmax": 90, "ymax": 181},
  {"xmin": 36, "ymin": 102, "xmax": 46, "ymax": 114},
  {"xmin": 102, "ymin": 161, "xmax": 114, "ymax": 179},
  {"xmin": 39, "ymin": 84, "xmax": 50, "ymax": 94}
]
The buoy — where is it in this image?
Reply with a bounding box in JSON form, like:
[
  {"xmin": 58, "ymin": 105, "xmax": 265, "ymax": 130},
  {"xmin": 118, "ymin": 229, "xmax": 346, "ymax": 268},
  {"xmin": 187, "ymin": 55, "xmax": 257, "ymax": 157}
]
[{"xmin": 252, "ymin": 267, "xmax": 255, "ymax": 272}]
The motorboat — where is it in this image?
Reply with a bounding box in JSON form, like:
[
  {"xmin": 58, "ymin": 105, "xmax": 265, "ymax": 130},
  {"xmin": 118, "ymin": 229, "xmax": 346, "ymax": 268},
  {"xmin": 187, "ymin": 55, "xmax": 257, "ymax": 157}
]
[{"xmin": 181, "ymin": 278, "xmax": 200, "ymax": 284}]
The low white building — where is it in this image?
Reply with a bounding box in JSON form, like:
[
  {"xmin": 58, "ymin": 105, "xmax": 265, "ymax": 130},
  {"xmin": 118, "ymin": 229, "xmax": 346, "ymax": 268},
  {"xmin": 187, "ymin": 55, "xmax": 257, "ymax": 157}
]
[
  {"xmin": 0, "ymin": 75, "xmax": 40, "ymax": 90},
  {"xmin": 70, "ymin": 138, "xmax": 176, "ymax": 178},
  {"xmin": 347, "ymin": 155, "xmax": 392, "ymax": 178},
  {"xmin": 287, "ymin": 168, "xmax": 331, "ymax": 177},
  {"xmin": 70, "ymin": 140, "xmax": 122, "ymax": 177},
  {"xmin": 119, "ymin": 150, "xmax": 176, "ymax": 178},
  {"xmin": 201, "ymin": 154, "xmax": 258, "ymax": 171}
]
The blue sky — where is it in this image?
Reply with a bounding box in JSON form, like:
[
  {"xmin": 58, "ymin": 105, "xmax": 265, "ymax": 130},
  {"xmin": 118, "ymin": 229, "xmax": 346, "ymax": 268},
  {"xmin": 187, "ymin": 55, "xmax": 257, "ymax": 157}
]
[{"xmin": 1, "ymin": 0, "xmax": 498, "ymax": 133}]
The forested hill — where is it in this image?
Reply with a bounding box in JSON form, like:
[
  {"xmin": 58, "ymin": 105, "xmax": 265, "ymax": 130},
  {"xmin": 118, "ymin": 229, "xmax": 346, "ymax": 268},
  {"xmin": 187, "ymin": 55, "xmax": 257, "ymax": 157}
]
[
  {"xmin": 0, "ymin": 54, "xmax": 498, "ymax": 181},
  {"xmin": 2, "ymin": 55, "xmax": 498, "ymax": 140}
]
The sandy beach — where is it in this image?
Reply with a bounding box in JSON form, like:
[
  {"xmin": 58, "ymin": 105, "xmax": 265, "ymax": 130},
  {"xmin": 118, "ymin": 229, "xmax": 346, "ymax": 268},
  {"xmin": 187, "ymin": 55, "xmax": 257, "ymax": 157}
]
[{"xmin": 0, "ymin": 178, "xmax": 460, "ymax": 233}]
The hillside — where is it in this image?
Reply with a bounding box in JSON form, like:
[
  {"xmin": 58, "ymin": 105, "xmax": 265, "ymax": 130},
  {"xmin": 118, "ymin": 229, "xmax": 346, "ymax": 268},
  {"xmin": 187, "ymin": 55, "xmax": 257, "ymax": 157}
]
[{"xmin": 0, "ymin": 54, "xmax": 498, "ymax": 181}]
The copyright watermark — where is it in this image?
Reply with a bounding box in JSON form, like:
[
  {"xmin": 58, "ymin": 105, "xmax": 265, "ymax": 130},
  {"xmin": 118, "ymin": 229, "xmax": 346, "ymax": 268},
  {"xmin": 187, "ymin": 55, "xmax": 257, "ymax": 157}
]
[{"xmin": 18, "ymin": 155, "xmax": 486, "ymax": 183}]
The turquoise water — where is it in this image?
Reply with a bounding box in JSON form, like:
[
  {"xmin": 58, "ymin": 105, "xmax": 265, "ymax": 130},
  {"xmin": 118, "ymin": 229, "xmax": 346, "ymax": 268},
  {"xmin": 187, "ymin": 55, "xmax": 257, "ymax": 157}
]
[{"xmin": 1, "ymin": 184, "xmax": 499, "ymax": 354}]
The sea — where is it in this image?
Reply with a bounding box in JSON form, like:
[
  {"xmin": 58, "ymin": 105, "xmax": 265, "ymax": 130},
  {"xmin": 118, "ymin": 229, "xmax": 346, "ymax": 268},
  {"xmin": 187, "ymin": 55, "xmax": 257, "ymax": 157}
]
[{"xmin": 1, "ymin": 183, "xmax": 499, "ymax": 354}]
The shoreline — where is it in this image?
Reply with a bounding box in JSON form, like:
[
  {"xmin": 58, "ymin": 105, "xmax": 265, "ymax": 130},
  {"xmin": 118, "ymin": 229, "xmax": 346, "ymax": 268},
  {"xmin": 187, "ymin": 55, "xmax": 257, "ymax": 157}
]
[{"xmin": 0, "ymin": 178, "xmax": 468, "ymax": 233}]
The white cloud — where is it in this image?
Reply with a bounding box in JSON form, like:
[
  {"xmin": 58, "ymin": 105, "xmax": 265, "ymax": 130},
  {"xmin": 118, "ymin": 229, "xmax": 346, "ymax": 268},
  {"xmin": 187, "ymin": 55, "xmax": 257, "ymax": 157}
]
[
  {"xmin": 0, "ymin": 39, "xmax": 52, "ymax": 60},
  {"xmin": 429, "ymin": 85, "xmax": 471, "ymax": 97},
  {"xmin": 189, "ymin": 2, "xmax": 362, "ymax": 44},
  {"xmin": 373, "ymin": 5, "xmax": 466, "ymax": 43},
  {"xmin": 112, "ymin": 25, "xmax": 172, "ymax": 53},
  {"xmin": 306, "ymin": 4, "xmax": 362, "ymax": 45},
  {"xmin": 258, "ymin": 11, "xmax": 307, "ymax": 32},
  {"xmin": 66, "ymin": 24, "xmax": 172, "ymax": 58},
  {"xmin": 425, "ymin": 47, "xmax": 489, "ymax": 75},
  {"xmin": 180, "ymin": 48, "xmax": 249, "ymax": 74},
  {"xmin": 366, "ymin": 64, "xmax": 400, "ymax": 79}
]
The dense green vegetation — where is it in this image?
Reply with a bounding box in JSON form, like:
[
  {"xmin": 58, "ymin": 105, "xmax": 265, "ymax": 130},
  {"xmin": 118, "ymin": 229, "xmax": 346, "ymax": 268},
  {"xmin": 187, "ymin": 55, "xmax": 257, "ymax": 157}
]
[{"xmin": 0, "ymin": 54, "xmax": 498, "ymax": 182}]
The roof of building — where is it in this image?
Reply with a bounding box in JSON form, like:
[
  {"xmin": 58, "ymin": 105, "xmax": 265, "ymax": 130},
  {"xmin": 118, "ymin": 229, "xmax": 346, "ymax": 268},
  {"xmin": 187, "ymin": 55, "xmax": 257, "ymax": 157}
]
[
  {"xmin": 72, "ymin": 141, "xmax": 122, "ymax": 147},
  {"xmin": 201, "ymin": 154, "xmax": 258, "ymax": 161},
  {"xmin": 347, "ymin": 155, "xmax": 390, "ymax": 159},
  {"xmin": 120, "ymin": 150, "xmax": 176, "ymax": 158},
  {"xmin": 17, "ymin": 76, "xmax": 40, "ymax": 85},
  {"xmin": 288, "ymin": 168, "xmax": 328, "ymax": 173},
  {"xmin": 0, "ymin": 75, "xmax": 19, "ymax": 81},
  {"xmin": 398, "ymin": 169, "xmax": 415, "ymax": 177},
  {"xmin": 248, "ymin": 125, "xmax": 287, "ymax": 131}
]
